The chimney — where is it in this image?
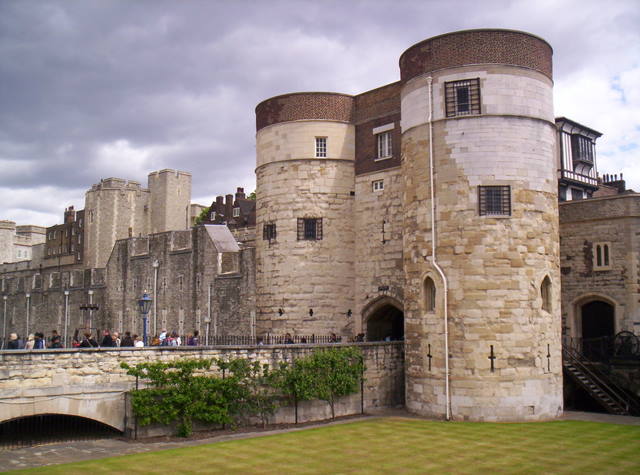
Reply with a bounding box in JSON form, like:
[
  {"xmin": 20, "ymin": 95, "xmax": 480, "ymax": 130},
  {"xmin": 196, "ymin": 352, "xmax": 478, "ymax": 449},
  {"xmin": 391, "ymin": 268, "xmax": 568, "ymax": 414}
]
[
  {"xmin": 215, "ymin": 196, "xmax": 224, "ymax": 217},
  {"xmin": 225, "ymin": 194, "xmax": 233, "ymax": 221},
  {"xmin": 235, "ymin": 187, "xmax": 246, "ymax": 201}
]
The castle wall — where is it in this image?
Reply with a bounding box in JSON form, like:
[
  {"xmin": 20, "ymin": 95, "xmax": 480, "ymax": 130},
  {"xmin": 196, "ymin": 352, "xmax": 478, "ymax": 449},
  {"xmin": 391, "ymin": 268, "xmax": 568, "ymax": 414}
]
[
  {"xmin": 104, "ymin": 227, "xmax": 255, "ymax": 340},
  {"xmin": 354, "ymin": 167, "xmax": 404, "ymax": 331},
  {"xmin": 401, "ymin": 30, "xmax": 562, "ymax": 421},
  {"xmin": 255, "ymin": 93, "xmax": 356, "ymax": 337},
  {"xmin": 559, "ymin": 194, "xmax": 640, "ymax": 338},
  {"xmin": 0, "ymin": 267, "xmax": 106, "ymax": 343}
]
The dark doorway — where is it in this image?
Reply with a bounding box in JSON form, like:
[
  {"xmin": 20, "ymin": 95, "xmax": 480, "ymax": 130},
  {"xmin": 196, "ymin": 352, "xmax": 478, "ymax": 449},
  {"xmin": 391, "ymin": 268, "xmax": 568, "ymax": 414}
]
[
  {"xmin": 0, "ymin": 414, "xmax": 121, "ymax": 449},
  {"xmin": 366, "ymin": 304, "xmax": 404, "ymax": 341},
  {"xmin": 581, "ymin": 300, "xmax": 614, "ymax": 361}
]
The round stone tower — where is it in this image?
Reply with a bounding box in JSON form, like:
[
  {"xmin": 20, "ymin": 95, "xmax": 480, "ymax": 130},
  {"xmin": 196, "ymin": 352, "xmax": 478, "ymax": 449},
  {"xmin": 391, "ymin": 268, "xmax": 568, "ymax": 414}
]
[
  {"xmin": 400, "ymin": 29, "xmax": 563, "ymax": 421},
  {"xmin": 255, "ymin": 92, "xmax": 356, "ymax": 337}
]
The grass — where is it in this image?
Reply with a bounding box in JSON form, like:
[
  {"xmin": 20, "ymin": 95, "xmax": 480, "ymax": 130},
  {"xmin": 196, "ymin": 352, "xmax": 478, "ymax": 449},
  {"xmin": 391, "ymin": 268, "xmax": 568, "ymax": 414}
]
[{"xmin": 9, "ymin": 417, "xmax": 640, "ymax": 474}]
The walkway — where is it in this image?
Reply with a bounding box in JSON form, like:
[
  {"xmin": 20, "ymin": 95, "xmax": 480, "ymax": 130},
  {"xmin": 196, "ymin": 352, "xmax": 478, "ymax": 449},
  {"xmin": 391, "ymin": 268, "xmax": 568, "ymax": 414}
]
[{"xmin": 1, "ymin": 410, "xmax": 637, "ymax": 472}]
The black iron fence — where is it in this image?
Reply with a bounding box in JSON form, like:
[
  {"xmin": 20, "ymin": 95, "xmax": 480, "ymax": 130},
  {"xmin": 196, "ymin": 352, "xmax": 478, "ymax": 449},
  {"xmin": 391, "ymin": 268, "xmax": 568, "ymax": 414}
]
[
  {"xmin": 0, "ymin": 333, "xmax": 346, "ymax": 350},
  {"xmin": 563, "ymin": 331, "xmax": 640, "ymax": 363}
]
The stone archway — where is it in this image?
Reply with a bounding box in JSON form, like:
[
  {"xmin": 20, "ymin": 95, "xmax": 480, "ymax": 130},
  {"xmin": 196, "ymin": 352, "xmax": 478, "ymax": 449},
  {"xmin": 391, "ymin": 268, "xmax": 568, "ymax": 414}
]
[
  {"xmin": 362, "ymin": 297, "xmax": 404, "ymax": 341},
  {"xmin": 581, "ymin": 300, "xmax": 615, "ymax": 361}
]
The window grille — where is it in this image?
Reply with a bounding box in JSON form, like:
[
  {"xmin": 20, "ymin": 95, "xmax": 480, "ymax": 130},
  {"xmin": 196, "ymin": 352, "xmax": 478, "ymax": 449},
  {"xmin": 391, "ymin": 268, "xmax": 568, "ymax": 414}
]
[
  {"xmin": 376, "ymin": 132, "xmax": 392, "ymax": 159},
  {"xmin": 478, "ymin": 186, "xmax": 511, "ymax": 216},
  {"xmin": 263, "ymin": 223, "xmax": 277, "ymax": 241},
  {"xmin": 445, "ymin": 78, "xmax": 481, "ymax": 117},
  {"xmin": 315, "ymin": 137, "xmax": 327, "ymax": 158},
  {"xmin": 297, "ymin": 218, "xmax": 322, "ymax": 240}
]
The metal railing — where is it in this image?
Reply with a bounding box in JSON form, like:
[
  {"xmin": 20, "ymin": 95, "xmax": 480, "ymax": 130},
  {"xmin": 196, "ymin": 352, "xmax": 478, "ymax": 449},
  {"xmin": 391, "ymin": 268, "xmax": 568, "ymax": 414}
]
[{"xmin": 563, "ymin": 345, "xmax": 640, "ymax": 416}]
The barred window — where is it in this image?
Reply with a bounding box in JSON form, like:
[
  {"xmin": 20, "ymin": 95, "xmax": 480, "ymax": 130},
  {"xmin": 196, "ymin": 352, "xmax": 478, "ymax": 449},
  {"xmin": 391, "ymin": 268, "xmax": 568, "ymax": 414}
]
[
  {"xmin": 445, "ymin": 78, "xmax": 481, "ymax": 117},
  {"xmin": 478, "ymin": 186, "xmax": 511, "ymax": 216},
  {"xmin": 297, "ymin": 218, "xmax": 322, "ymax": 240},
  {"xmin": 263, "ymin": 223, "xmax": 277, "ymax": 241},
  {"xmin": 315, "ymin": 137, "xmax": 327, "ymax": 158}
]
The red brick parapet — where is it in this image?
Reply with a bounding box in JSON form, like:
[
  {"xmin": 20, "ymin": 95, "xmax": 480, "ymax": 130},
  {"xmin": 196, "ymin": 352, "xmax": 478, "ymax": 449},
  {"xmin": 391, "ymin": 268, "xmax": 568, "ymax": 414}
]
[
  {"xmin": 256, "ymin": 92, "xmax": 354, "ymax": 132},
  {"xmin": 399, "ymin": 29, "xmax": 553, "ymax": 82}
]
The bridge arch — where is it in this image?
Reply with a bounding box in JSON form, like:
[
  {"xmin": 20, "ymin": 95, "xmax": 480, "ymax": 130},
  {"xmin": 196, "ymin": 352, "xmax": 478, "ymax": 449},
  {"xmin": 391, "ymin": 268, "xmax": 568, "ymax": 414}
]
[
  {"xmin": 0, "ymin": 413, "xmax": 121, "ymax": 448},
  {"xmin": 361, "ymin": 296, "xmax": 404, "ymax": 341},
  {"xmin": 0, "ymin": 391, "xmax": 126, "ymax": 432}
]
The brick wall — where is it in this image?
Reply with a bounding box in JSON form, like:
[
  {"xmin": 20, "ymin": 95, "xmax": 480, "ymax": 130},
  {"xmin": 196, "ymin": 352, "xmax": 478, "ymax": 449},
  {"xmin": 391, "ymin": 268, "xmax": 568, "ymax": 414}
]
[
  {"xmin": 256, "ymin": 92, "xmax": 354, "ymax": 131},
  {"xmin": 400, "ymin": 29, "xmax": 553, "ymax": 82}
]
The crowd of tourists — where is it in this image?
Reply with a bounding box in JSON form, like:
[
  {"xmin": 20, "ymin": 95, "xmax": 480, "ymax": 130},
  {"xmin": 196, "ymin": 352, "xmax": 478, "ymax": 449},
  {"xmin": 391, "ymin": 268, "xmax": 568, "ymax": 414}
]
[{"xmin": 3, "ymin": 329, "xmax": 201, "ymax": 350}]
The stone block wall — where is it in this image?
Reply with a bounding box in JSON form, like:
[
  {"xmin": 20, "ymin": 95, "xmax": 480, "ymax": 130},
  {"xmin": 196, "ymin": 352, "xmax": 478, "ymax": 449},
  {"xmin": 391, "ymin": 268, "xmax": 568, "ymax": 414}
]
[
  {"xmin": 401, "ymin": 53, "xmax": 562, "ymax": 421},
  {"xmin": 354, "ymin": 167, "xmax": 405, "ymax": 331},
  {"xmin": 256, "ymin": 106, "xmax": 356, "ymax": 337},
  {"xmin": 559, "ymin": 194, "xmax": 640, "ymax": 337},
  {"xmin": 84, "ymin": 179, "xmax": 151, "ymax": 269},
  {"xmin": 0, "ymin": 343, "xmax": 404, "ymax": 435}
]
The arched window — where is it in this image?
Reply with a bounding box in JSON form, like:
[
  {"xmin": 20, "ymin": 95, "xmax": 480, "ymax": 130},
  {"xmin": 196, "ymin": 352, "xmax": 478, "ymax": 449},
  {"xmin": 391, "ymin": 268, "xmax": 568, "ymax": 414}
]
[
  {"xmin": 541, "ymin": 276, "xmax": 552, "ymax": 312},
  {"xmin": 424, "ymin": 277, "xmax": 436, "ymax": 312}
]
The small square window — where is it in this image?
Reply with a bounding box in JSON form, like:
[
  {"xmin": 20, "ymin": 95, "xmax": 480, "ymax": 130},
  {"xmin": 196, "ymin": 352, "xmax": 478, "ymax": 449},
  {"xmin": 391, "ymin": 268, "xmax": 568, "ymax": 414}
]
[
  {"xmin": 233, "ymin": 207, "xmax": 240, "ymax": 218},
  {"xmin": 372, "ymin": 180, "xmax": 384, "ymax": 192},
  {"xmin": 315, "ymin": 137, "xmax": 327, "ymax": 158},
  {"xmin": 376, "ymin": 132, "xmax": 392, "ymax": 159},
  {"xmin": 297, "ymin": 218, "xmax": 322, "ymax": 240},
  {"xmin": 445, "ymin": 78, "xmax": 481, "ymax": 117},
  {"xmin": 263, "ymin": 223, "xmax": 277, "ymax": 241},
  {"xmin": 479, "ymin": 186, "xmax": 511, "ymax": 216}
]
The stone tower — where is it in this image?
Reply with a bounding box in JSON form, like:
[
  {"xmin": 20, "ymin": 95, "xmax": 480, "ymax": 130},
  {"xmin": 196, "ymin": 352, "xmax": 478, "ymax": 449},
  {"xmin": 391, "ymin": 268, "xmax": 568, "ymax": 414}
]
[
  {"xmin": 0, "ymin": 220, "xmax": 16, "ymax": 264},
  {"xmin": 400, "ymin": 29, "xmax": 562, "ymax": 421},
  {"xmin": 255, "ymin": 93, "xmax": 356, "ymax": 336},
  {"xmin": 83, "ymin": 178, "xmax": 150, "ymax": 269},
  {"xmin": 148, "ymin": 169, "xmax": 192, "ymax": 234}
]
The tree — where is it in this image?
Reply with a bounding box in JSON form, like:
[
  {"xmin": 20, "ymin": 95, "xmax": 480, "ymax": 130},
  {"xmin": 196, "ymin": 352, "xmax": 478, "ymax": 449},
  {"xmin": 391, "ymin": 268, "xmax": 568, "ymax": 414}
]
[
  {"xmin": 309, "ymin": 347, "xmax": 364, "ymax": 419},
  {"xmin": 121, "ymin": 358, "xmax": 242, "ymax": 437},
  {"xmin": 274, "ymin": 357, "xmax": 317, "ymax": 424},
  {"xmin": 194, "ymin": 206, "xmax": 210, "ymax": 225}
]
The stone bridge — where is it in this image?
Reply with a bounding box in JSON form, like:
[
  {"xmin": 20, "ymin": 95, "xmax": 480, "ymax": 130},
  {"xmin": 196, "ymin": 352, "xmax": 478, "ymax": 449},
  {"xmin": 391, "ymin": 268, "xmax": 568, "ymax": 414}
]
[{"xmin": 0, "ymin": 343, "xmax": 404, "ymax": 433}]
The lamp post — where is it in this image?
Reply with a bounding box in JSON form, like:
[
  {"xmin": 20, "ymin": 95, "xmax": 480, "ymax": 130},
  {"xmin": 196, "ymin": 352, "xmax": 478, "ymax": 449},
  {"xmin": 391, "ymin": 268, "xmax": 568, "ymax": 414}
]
[
  {"xmin": 87, "ymin": 290, "xmax": 94, "ymax": 330},
  {"xmin": 63, "ymin": 290, "xmax": 70, "ymax": 347},
  {"xmin": 138, "ymin": 292, "xmax": 152, "ymax": 346},
  {"xmin": 25, "ymin": 293, "xmax": 30, "ymax": 336},
  {"xmin": 2, "ymin": 295, "xmax": 7, "ymax": 350},
  {"xmin": 152, "ymin": 260, "xmax": 159, "ymax": 337}
]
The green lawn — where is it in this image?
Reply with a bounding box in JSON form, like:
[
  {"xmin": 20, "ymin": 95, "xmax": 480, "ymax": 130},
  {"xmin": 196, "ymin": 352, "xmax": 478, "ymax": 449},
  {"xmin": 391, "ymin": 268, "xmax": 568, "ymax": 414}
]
[{"xmin": 11, "ymin": 417, "xmax": 640, "ymax": 474}]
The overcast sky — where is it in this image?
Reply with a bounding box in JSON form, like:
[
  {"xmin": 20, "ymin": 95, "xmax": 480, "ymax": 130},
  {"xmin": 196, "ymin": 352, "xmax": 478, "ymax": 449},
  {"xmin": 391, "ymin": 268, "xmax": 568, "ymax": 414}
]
[{"xmin": 1, "ymin": 0, "xmax": 638, "ymax": 227}]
